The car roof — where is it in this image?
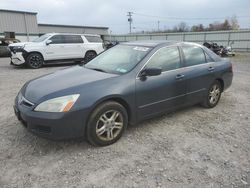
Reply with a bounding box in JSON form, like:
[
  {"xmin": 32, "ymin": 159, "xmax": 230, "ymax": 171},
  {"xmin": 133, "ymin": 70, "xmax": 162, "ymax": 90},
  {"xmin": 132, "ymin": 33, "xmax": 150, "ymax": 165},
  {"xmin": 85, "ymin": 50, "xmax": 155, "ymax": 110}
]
[
  {"xmin": 48, "ymin": 33, "xmax": 100, "ymax": 37},
  {"xmin": 122, "ymin": 40, "xmax": 202, "ymax": 48}
]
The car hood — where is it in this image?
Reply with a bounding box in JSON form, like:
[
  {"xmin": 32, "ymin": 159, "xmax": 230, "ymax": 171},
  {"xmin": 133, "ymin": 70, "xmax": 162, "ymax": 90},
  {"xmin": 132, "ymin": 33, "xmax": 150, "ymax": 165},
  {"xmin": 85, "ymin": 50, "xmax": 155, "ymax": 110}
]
[
  {"xmin": 23, "ymin": 66, "xmax": 118, "ymax": 103},
  {"xmin": 9, "ymin": 42, "xmax": 33, "ymax": 47}
]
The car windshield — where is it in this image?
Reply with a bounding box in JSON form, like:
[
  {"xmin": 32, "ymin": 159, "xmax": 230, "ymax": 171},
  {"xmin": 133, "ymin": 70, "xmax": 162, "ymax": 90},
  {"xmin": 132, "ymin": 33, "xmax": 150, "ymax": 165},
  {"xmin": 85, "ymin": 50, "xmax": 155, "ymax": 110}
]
[
  {"xmin": 32, "ymin": 34, "xmax": 51, "ymax": 42},
  {"xmin": 85, "ymin": 45, "xmax": 151, "ymax": 74}
]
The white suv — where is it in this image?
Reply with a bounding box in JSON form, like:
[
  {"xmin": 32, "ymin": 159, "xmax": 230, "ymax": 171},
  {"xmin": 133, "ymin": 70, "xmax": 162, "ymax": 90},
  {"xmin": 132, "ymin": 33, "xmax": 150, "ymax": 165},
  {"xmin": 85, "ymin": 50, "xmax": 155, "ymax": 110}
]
[{"xmin": 9, "ymin": 33, "xmax": 105, "ymax": 68}]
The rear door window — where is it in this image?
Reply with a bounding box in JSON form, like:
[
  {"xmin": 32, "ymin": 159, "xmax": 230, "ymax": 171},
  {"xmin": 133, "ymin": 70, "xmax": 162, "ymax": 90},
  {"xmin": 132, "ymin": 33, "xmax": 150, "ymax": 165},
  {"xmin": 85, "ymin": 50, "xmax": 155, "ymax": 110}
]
[
  {"xmin": 64, "ymin": 35, "xmax": 83, "ymax": 43},
  {"xmin": 204, "ymin": 48, "xmax": 222, "ymax": 62},
  {"xmin": 146, "ymin": 46, "xmax": 181, "ymax": 72},
  {"xmin": 85, "ymin": 36, "xmax": 103, "ymax": 43},
  {"xmin": 182, "ymin": 46, "xmax": 206, "ymax": 66},
  {"xmin": 204, "ymin": 51, "xmax": 214, "ymax": 62}
]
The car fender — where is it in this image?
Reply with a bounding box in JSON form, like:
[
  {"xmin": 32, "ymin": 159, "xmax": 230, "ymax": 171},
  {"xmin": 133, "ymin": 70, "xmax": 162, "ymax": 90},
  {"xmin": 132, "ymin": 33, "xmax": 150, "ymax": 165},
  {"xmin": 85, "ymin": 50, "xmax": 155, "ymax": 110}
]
[
  {"xmin": 23, "ymin": 43, "xmax": 46, "ymax": 59},
  {"xmin": 87, "ymin": 94, "xmax": 136, "ymax": 125}
]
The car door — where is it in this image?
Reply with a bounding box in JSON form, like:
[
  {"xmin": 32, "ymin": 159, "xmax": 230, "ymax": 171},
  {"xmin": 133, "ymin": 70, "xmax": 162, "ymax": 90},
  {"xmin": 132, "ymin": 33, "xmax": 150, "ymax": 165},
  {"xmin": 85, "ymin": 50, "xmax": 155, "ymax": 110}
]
[
  {"xmin": 44, "ymin": 35, "xmax": 66, "ymax": 60},
  {"xmin": 63, "ymin": 35, "xmax": 84, "ymax": 59},
  {"xmin": 181, "ymin": 45, "xmax": 216, "ymax": 104},
  {"xmin": 136, "ymin": 46, "xmax": 187, "ymax": 120}
]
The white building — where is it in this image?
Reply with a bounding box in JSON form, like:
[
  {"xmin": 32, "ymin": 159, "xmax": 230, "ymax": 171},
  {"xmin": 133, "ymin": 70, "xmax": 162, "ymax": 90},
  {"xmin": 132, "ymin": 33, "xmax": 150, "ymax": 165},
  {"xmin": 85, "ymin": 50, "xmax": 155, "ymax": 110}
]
[{"xmin": 0, "ymin": 9, "xmax": 109, "ymax": 42}]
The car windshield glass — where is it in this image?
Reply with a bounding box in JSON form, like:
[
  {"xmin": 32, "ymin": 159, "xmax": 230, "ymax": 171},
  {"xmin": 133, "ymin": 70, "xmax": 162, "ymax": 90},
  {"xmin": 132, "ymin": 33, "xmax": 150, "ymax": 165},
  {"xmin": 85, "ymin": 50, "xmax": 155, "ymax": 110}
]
[
  {"xmin": 85, "ymin": 45, "xmax": 151, "ymax": 74},
  {"xmin": 32, "ymin": 34, "xmax": 51, "ymax": 42}
]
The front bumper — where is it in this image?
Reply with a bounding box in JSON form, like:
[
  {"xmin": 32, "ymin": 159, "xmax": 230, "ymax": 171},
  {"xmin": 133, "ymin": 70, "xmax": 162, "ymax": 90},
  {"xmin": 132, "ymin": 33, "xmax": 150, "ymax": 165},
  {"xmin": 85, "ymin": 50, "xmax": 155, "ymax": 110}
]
[
  {"xmin": 10, "ymin": 52, "xmax": 25, "ymax": 65},
  {"xmin": 227, "ymin": 51, "xmax": 235, "ymax": 56},
  {"xmin": 14, "ymin": 95, "xmax": 89, "ymax": 140}
]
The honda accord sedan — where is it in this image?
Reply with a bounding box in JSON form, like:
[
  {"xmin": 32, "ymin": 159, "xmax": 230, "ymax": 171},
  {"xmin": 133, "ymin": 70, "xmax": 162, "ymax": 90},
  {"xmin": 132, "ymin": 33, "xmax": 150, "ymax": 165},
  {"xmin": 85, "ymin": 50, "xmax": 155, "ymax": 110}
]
[{"xmin": 14, "ymin": 41, "xmax": 233, "ymax": 146}]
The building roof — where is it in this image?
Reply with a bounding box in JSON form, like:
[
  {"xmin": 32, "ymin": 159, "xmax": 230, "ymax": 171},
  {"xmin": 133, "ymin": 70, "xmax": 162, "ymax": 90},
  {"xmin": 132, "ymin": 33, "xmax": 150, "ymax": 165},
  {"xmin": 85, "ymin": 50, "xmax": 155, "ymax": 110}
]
[
  {"xmin": 0, "ymin": 9, "xmax": 37, "ymax": 15},
  {"xmin": 38, "ymin": 23, "xmax": 109, "ymax": 30}
]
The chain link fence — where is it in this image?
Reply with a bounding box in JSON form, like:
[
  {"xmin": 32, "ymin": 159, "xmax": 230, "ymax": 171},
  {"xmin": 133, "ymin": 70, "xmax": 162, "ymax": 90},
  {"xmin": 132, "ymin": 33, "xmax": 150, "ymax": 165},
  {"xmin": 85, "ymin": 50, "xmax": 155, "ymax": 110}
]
[{"xmin": 103, "ymin": 30, "xmax": 250, "ymax": 52}]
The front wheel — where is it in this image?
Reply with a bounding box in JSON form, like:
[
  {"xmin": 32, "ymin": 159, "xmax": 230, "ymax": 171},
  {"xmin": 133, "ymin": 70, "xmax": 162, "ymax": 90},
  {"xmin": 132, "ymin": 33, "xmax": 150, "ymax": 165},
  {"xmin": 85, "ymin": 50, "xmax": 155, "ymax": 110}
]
[
  {"xmin": 201, "ymin": 80, "xmax": 222, "ymax": 108},
  {"xmin": 86, "ymin": 101, "xmax": 128, "ymax": 146},
  {"xmin": 26, "ymin": 53, "xmax": 44, "ymax": 69}
]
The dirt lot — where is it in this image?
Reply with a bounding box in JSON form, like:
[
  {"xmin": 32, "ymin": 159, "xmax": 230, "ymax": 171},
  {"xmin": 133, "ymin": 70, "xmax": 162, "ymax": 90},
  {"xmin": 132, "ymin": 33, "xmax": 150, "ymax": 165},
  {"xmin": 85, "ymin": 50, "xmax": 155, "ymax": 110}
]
[{"xmin": 0, "ymin": 55, "xmax": 249, "ymax": 188}]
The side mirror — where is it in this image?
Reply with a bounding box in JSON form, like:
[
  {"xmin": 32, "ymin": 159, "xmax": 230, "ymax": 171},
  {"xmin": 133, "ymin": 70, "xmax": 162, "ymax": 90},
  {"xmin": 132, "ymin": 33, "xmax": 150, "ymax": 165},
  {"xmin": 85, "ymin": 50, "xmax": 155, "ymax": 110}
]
[
  {"xmin": 46, "ymin": 40, "xmax": 52, "ymax": 45},
  {"xmin": 139, "ymin": 67, "xmax": 162, "ymax": 77}
]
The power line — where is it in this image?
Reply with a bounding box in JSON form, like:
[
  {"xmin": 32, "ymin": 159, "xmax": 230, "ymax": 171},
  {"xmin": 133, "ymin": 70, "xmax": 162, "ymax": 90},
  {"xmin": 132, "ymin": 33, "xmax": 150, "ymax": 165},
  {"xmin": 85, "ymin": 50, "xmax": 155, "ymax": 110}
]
[{"xmin": 133, "ymin": 12, "xmax": 250, "ymax": 20}]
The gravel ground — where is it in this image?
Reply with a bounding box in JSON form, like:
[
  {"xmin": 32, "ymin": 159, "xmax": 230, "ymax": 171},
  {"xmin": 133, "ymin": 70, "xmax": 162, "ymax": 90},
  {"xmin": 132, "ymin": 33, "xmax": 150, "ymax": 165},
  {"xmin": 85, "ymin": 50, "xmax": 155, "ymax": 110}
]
[{"xmin": 0, "ymin": 55, "xmax": 249, "ymax": 188}]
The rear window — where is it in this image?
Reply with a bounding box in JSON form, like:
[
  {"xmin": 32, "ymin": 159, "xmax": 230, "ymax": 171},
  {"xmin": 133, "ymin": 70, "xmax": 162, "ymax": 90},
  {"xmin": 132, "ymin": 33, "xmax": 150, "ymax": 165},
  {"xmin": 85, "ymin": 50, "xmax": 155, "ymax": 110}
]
[{"xmin": 85, "ymin": 36, "xmax": 103, "ymax": 43}]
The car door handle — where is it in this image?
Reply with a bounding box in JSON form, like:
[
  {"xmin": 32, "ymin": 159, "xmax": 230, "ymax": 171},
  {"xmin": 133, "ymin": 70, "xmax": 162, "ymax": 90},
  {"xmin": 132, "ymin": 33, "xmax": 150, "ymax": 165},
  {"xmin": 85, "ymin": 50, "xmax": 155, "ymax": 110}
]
[
  {"xmin": 208, "ymin": 67, "xmax": 215, "ymax": 71},
  {"xmin": 176, "ymin": 74, "xmax": 185, "ymax": 80}
]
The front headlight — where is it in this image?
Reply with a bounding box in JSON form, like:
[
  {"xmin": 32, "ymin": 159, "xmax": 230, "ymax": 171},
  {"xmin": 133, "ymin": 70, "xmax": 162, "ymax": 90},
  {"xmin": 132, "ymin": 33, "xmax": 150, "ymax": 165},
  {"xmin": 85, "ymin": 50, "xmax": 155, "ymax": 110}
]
[
  {"xmin": 34, "ymin": 94, "xmax": 80, "ymax": 112},
  {"xmin": 12, "ymin": 46, "xmax": 24, "ymax": 52}
]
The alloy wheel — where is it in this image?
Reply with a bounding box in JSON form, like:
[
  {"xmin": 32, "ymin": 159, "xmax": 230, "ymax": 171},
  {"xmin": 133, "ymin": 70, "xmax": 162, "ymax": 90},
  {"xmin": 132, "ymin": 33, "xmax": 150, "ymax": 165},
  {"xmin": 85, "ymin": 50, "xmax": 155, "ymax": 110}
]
[
  {"xmin": 209, "ymin": 84, "xmax": 221, "ymax": 105},
  {"xmin": 96, "ymin": 110, "xmax": 123, "ymax": 141},
  {"xmin": 29, "ymin": 55, "xmax": 43, "ymax": 68}
]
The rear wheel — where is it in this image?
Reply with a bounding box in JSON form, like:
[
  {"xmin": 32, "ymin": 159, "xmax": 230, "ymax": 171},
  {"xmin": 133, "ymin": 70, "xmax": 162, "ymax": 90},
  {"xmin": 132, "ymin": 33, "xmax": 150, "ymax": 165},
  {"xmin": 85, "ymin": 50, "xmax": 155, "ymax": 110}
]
[
  {"xmin": 201, "ymin": 80, "xmax": 222, "ymax": 108},
  {"xmin": 84, "ymin": 51, "xmax": 97, "ymax": 63},
  {"xmin": 26, "ymin": 53, "xmax": 43, "ymax": 69},
  {"xmin": 86, "ymin": 101, "xmax": 128, "ymax": 146}
]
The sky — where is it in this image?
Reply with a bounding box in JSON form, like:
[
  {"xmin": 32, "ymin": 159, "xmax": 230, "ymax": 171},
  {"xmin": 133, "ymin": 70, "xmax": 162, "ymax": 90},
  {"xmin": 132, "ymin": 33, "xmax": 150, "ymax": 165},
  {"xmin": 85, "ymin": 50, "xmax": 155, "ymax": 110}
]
[{"xmin": 1, "ymin": 0, "xmax": 250, "ymax": 34}]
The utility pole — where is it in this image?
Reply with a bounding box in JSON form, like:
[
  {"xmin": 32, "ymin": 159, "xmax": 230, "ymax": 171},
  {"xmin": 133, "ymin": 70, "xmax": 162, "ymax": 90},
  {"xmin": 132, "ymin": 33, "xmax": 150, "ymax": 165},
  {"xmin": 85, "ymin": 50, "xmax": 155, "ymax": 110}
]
[
  {"xmin": 24, "ymin": 13, "xmax": 30, "ymax": 41},
  {"xmin": 109, "ymin": 30, "xmax": 112, "ymax": 42},
  {"xmin": 127, "ymin": 12, "xmax": 133, "ymax": 34},
  {"xmin": 157, "ymin": 20, "xmax": 160, "ymax": 32}
]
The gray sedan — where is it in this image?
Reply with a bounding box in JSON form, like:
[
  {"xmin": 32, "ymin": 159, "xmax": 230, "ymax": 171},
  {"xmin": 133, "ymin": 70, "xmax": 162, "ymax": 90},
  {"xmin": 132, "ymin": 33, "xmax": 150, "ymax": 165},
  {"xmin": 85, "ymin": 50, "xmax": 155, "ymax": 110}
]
[{"xmin": 14, "ymin": 41, "xmax": 233, "ymax": 146}]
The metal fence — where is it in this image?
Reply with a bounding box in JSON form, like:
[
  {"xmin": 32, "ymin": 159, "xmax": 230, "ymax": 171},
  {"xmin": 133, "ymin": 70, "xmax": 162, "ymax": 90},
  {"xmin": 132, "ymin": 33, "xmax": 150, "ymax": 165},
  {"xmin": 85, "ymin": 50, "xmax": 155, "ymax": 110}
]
[{"xmin": 103, "ymin": 30, "xmax": 250, "ymax": 52}]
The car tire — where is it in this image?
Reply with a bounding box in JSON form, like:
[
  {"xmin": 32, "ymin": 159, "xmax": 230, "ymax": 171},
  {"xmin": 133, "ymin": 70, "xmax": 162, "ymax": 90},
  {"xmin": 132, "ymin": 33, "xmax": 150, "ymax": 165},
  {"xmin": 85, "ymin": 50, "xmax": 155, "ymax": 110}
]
[
  {"xmin": 26, "ymin": 53, "xmax": 44, "ymax": 69},
  {"xmin": 201, "ymin": 80, "xmax": 222, "ymax": 108},
  {"xmin": 84, "ymin": 51, "xmax": 97, "ymax": 63},
  {"xmin": 86, "ymin": 101, "xmax": 128, "ymax": 146}
]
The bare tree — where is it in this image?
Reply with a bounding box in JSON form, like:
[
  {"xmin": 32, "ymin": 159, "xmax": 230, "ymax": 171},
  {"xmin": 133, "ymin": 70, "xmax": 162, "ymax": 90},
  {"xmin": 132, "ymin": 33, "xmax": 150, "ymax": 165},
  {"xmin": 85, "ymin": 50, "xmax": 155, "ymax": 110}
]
[
  {"xmin": 207, "ymin": 19, "xmax": 232, "ymax": 31},
  {"xmin": 191, "ymin": 24, "xmax": 205, "ymax": 32},
  {"xmin": 230, "ymin": 15, "xmax": 240, "ymax": 30},
  {"xmin": 173, "ymin": 22, "xmax": 189, "ymax": 32},
  {"xmin": 222, "ymin": 19, "xmax": 232, "ymax": 30},
  {"xmin": 145, "ymin": 15, "xmax": 240, "ymax": 34}
]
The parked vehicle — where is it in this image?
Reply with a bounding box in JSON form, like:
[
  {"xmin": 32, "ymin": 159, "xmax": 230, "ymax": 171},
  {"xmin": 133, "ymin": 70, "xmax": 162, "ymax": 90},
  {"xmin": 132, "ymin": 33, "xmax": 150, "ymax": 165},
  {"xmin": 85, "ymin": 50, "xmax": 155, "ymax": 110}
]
[
  {"xmin": 103, "ymin": 40, "xmax": 119, "ymax": 49},
  {"xmin": 9, "ymin": 33, "xmax": 105, "ymax": 68},
  {"xmin": 0, "ymin": 38, "xmax": 20, "ymax": 57},
  {"xmin": 203, "ymin": 42, "xmax": 235, "ymax": 57},
  {"xmin": 14, "ymin": 41, "xmax": 233, "ymax": 146},
  {"xmin": 221, "ymin": 46, "xmax": 235, "ymax": 57}
]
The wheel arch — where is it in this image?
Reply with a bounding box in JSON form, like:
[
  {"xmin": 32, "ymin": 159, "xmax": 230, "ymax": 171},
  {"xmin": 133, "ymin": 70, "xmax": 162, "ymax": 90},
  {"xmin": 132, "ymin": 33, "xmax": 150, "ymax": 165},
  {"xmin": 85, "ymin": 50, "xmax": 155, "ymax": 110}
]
[
  {"xmin": 24, "ymin": 51, "xmax": 44, "ymax": 61},
  {"xmin": 84, "ymin": 50, "xmax": 97, "ymax": 56},
  {"xmin": 215, "ymin": 78, "xmax": 224, "ymax": 92},
  {"xmin": 86, "ymin": 96, "xmax": 133, "ymax": 127}
]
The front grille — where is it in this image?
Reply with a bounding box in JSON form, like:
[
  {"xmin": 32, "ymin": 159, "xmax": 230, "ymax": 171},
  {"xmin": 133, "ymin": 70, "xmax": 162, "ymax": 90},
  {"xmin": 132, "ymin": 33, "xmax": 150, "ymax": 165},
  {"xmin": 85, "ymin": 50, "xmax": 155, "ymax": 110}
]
[
  {"xmin": 17, "ymin": 93, "xmax": 34, "ymax": 107},
  {"xmin": 22, "ymin": 100, "xmax": 33, "ymax": 107},
  {"xmin": 9, "ymin": 46, "xmax": 14, "ymax": 52}
]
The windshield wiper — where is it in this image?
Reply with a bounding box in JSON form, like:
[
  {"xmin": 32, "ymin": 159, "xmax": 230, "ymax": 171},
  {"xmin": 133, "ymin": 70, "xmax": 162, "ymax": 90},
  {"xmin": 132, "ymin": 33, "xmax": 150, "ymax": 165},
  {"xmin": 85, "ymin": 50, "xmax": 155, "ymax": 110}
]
[{"xmin": 90, "ymin": 68, "xmax": 107, "ymax": 73}]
